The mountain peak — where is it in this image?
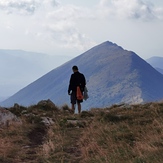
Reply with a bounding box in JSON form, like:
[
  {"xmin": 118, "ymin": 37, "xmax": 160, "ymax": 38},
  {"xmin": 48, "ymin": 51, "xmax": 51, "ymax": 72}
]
[
  {"xmin": 100, "ymin": 40, "xmax": 117, "ymax": 46},
  {"xmin": 98, "ymin": 40, "xmax": 123, "ymax": 48}
]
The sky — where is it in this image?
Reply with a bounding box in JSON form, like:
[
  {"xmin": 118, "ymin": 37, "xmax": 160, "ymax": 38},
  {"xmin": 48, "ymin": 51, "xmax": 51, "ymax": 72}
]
[{"xmin": 0, "ymin": 0, "xmax": 163, "ymax": 59}]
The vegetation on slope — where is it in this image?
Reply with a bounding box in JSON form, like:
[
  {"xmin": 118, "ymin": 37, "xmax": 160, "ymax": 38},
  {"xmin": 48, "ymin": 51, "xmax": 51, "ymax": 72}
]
[{"xmin": 0, "ymin": 100, "xmax": 163, "ymax": 163}]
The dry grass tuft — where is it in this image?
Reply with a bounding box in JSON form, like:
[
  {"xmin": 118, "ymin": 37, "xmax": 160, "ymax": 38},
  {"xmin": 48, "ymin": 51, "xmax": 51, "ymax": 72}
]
[{"xmin": 0, "ymin": 102, "xmax": 163, "ymax": 162}]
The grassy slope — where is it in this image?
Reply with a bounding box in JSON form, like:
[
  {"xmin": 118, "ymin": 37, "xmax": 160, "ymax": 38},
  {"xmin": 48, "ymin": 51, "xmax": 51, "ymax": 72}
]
[{"xmin": 0, "ymin": 102, "xmax": 163, "ymax": 163}]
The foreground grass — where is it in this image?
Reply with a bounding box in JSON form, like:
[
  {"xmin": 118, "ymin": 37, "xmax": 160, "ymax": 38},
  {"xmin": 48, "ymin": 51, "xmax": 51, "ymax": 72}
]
[{"xmin": 0, "ymin": 101, "xmax": 163, "ymax": 163}]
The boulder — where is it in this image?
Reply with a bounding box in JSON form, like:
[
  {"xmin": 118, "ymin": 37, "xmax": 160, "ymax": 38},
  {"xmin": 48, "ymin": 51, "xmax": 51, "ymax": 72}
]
[
  {"xmin": 0, "ymin": 107, "xmax": 22, "ymax": 127},
  {"xmin": 41, "ymin": 117, "xmax": 55, "ymax": 126},
  {"xmin": 37, "ymin": 99, "xmax": 57, "ymax": 110}
]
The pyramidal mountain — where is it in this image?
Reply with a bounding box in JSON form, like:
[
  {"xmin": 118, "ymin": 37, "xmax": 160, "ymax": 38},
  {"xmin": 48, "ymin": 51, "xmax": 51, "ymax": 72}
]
[{"xmin": 1, "ymin": 41, "xmax": 163, "ymax": 109}]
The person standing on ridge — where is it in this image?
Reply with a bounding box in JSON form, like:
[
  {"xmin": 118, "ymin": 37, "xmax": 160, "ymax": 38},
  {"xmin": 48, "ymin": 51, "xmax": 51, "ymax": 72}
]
[{"xmin": 68, "ymin": 65, "xmax": 86, "ymax": 114}]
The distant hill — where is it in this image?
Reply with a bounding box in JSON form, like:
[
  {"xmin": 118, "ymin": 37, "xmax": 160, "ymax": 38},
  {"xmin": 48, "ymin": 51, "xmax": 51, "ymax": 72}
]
[
  {"xmin": 155, "ymin": 68, "xmax": 163, "ymax": 74},
  {"xmin": 0, "ymin": 50, "xmax": 71, "ymax": 98},
  {"xmin": 1, "ymin": 41, "xmax": 163, "ymax": 109},
  {"xmin": 0, "ymin": 96, "xmax": 9, "ymax": 103},
  {"xmin": 146, "ymin": 56, "xmax": 163, "ymax": 74}
]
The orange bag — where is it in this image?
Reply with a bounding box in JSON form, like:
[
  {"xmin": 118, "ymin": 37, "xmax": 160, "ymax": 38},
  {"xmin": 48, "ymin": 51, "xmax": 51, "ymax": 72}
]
[{"xmin": 76, "ymin": 86, "xmax": 83, "ymax": 100}]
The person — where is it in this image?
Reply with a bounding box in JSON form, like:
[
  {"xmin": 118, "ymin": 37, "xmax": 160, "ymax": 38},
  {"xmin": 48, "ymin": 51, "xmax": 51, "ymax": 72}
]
[{"xmin": 68, "ymin": 65, "xmax": 86, "ymax": 114}]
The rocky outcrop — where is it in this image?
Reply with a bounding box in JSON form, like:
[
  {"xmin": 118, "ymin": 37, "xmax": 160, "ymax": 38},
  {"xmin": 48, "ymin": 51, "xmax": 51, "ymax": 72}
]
[
  {"xmin": 41, "ymin": 117, "xmax": 55, "ymax": 126},
  {"xmin": 37, "ymin": 99, "xmax": 57, "ymax": 111},
  {"xmin": 0, "ymin": 107, "xmax": 22, "ymax": 127}
]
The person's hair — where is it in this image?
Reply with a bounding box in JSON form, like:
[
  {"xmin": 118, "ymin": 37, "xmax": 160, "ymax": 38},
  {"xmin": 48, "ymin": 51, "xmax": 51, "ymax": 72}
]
[{"xmin": 72, "ymin": 65, "xmax": 78, "ymax": 70}]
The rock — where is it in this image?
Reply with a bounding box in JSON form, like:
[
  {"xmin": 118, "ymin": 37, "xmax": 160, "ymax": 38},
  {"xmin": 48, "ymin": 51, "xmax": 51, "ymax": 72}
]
[
  {"xmin": 0, "ymin": 107, "xmax": 22, "ymax": 127},
  {"xmin": 41, "ymin": 117, "xmax": 55, "ymax": 126},
  {"xmin": 14, "ymin": 103, "xmax": 20, "ymax": 109},
  {"xmin": 66, "ymin": 119, "xmax": 87, "ymax": 128},
  {"xmin": 37, "ymin": 99, "xmax": 57, "ymax": 111}
]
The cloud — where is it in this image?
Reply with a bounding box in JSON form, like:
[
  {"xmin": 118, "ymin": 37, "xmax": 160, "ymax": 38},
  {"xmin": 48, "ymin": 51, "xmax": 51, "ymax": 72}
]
[
  {"xmin": 97, "ymin": 0, "xmax": 163, "ymax": 21},
  {"xmin": 45, "ymin": 19, "xmax": 95, "ymax": 51},
  {"xmin": 0, "ymin": 0, "xmax": 95, "ymax": 51},
  {"xmin": 0, "ymin": 0, "xmax": 58, "ymax": 15},
  {"xmin": 43, "ymin": 4, "xmax": 95, "ymax": 50},
  {"xmin": 3, "ymin": 0, "xmax": 163, "ymax": 55},
  {"xmin": 153, "ymin": 6, "xmax": 163, "ymax": 20},
  {"xmin": 47, "ymin": 4, "xmax": 93, "ymax": 21}
]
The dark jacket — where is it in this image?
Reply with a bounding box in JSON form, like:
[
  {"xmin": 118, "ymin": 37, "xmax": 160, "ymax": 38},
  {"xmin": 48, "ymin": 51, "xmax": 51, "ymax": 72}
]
[{"xmin": 68, "ymin": 71, "xmax": 86, "ymax": 93}]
